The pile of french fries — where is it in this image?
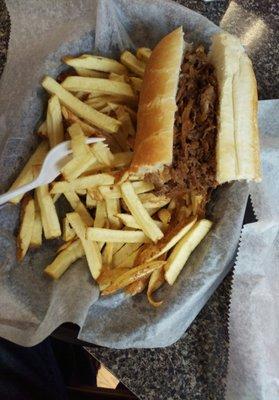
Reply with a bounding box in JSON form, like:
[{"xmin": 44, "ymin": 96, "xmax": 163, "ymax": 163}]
[{"xmin": 12, "ymin": 46, "xmax": 212, "ymax": 306}]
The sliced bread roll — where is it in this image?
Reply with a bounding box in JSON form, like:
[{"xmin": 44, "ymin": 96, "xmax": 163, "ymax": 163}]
[
  {"xmin": 130, "ymin": 27, "xmax": 184, "ymax": 174},
  {"xmin": 209, "ymin": 33, "xmax": 261, "ymax": 183},
  {"xmin": 130, "ymin": 28, "xmax": 261, "ymax": 184}
]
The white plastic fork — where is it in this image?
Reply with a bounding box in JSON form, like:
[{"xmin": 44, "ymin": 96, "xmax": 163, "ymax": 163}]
[{"xmin": 0, "ymin": 137, "xmax": 105, "ymax": 206}]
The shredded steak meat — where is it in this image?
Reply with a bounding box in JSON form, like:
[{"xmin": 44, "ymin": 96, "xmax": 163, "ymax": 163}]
[{"xmin": 146, "ymin": 46, "xmax": 218, "ymax": 201}]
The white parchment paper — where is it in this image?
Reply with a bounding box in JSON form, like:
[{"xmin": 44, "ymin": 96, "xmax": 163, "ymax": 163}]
[
  {"xmin": 0, "ymin": 0, "xmax": 249, "ymax": 348},
  {"xmin": 249, "ymin": 100, "xmax": 279, "ymax": 222},
  {"xmin": 226, "ymin": 100, "xmax": 279, "ymax": 400}
]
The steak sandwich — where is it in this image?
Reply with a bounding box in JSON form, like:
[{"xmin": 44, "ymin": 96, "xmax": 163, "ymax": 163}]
[{"xmin": 130, "ymin": 27, "xmax": 261, "ymax": 211}]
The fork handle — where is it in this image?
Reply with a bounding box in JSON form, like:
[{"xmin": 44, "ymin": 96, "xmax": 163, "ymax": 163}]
[{"xmin": 0, "ymin": 178, "xmax": 40, "ymax": 205}]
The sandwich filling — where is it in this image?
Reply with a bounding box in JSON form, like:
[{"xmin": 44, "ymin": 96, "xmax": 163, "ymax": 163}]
[{"xmin": 146, "ymin": 46, "xmax": 218, "ymax": 203}]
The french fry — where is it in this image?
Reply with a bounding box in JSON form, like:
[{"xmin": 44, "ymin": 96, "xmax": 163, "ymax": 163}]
[
  {"xmin": 118, "ymin": 172, "xmax": 136, "ymax": 186},
  {"xmin": 147, "ymin": 267, "xmax": 165, "ymax": 307},
  {"xmin": 117, "ymin": 213, "xmax": 163, "ymax": 231},
  {"xmin": 97, "ymin": 266, "xmax": 130, "ymax": 291},
  {"xmin": 52, "ymin": 193, "xmax": 61, "ymax": 203},
  {"xmin": 105, "ymin": 197, "xmax": 121, "ymax": 229},
  {"xmin": 129, "ymin": 174, "xmax": 144, "ymax": 181},
  {"xmin": 82, "ymin": 162, "xmax": 108, "ymax": 175},
  {"xmin": 148, "ymin": 217, "xmax": 197, "ymax": 262},
  {"xmin": 120, "ymin": 51, "xmax": 145, "ymax": 77},
  {"xmin": 132, "ymin": 181, "xmax": 155, "ymax": 193},
  {"xmin": 36, "ymin": 185, "xmax": 61, "ymax": 239},
  {"xmin": 87, "ymin": 92, "xmax": 107, "ymax": 99},
  {"xmin": 102, "ymin": 102, "xmax": 137, "ymax": 123},
  {"xmin": 87, "ymin": 228, "xmax": 149, "ymax": 243},
  {"xmin": 83, "ymin": 151, "xmax": 132, "ymax": 175},
  {"xmin": 42, "ymin": 77, "xmax": 120, "ymax": 133},
  {"xmin": 102, "ymin": 261, "xmax": 166, "ymax": 295},
  {"xmin": 75, "ymin": 188, "xmax": 86, "ymax": 196},
  {"xmin": 115, "ymin": 106, "xmax": 135, "ymax": 137},
  {"xmin": 136, "ymin": 47, "xmax": 152, "ymax": 62},
  {"xmin": 74, "ymin": 91, "xmax": 87, "ymax": 100},
  {"xmin": 90, "ymin": 142, "xmax": 114, "ymax": 166},
  {"xmin": 120, "ymin": 181, "xmax": 164, "ymax": 242},
  {"xmin": 109, "ymin": 72, "xmax": 127, "ymax": 82},
  {"xmin": 113, "ymin": 243, "xmax": 142, "ymax": 267},
  {"xmin": 115, "ymin": 248, "xmax": 140, "ymax": 269},
  {"xmin": 44, "ymin": 239, "xmax": 84, "ymax": 279},
  {"xmin": 98, "ymin": 185, "xmax": 121, "ymax": 199},
  {"xmin": 87, "ymin": 93, "xmax": 136, "ymax": 106},
  {"xmin": 80, "ymin": 161, "xmax": 111, "ymax": 176},
  {"xmin": 94, "ymin": 201, "xmax": 107, "ymax": 228},
  {"xmin": 64, "ymin": 191, "xmax": 94, "ymax": 226},
  {"xmin": 62, "ymin": 77, "xmax": 136, "ymax": 100},
  {"xmin": 61, "ymin": 124, "xmax": 96, "ymax": 181},
  {"xmin": 30, "ymin": 196, "xmax": 43, "ymax": 247},
  {"xmin": 67, "ymin": 212, "xmax": 102, "ymax": 279},
  {"xmin": 102, "ymin": 243, "xmax": 114, "ymax": 265},
  {"xmin": 17, "ymin": 196, "xmax": 35, "ymax": 260},
  {"xmin": 99, "ymin": 181, "xmax": 154, "ymax": 200},
  {"xmin": 116, "ymin": 213, "xmax": 140, "ymax": 230},
  {"xmin": 85, "ymin": 98, "xmax": 107, "ymax": 110},
  {"xmin": 125, "ymin": 278, "xmax": 148, "ymax": 296},
  {"xmin": 111, "ymin": 242, "xmax": 125, "ymax": 256},
  {"xmin": 46, "ymin": 95, "xmax": 64, "ymax": 147},
  {"xmin": 61, "ymin": 107, "xmax": 102, "ymax": 137},
  {"xmin": 139, "ymin": 193, "xmax": 170, "ymax": 209},
  {"xmin": 158, "ymin": 208, "xmax": 171, "ymax": 227},
  {"xmin": 98, "ymin": 104, "xmax": 116, "ymax": 114},
  {"xmin": 165, "ymin": 219, "xmax": 212, "ymax": 285},
  {"xmin": 62, "ymin": 217, "xmax": 76, "ymax": 242},
  {"xmin": 31, "ymin": 164, "xmax": 42, "ymax": 180},
  {"xmin": 37, "ymin": 120, "xmax": 48, "ymax": 138},
  {"xmin": 86, "ymin": 192, "xmax": 97, "ymax": 208},
  {"xmin": 87, "ymin": 188, "xmax": 103, "ymax": 202},
  {"xmin": 147, "ymin": 207, "xmax": 161, "ymax": 216},
  {"xmin": 99, "ymin": 243, "xmax": 106, "ymax": 252},
  {"xmin": 129, "ymin": 77, "xmax": 142, "ymax": 93},
  {"xmin": 63, "ymin": 54, "xmax": 127, "ymax": 75},
  {"xmin": 57, "ymin": 239, "xmax": 75, "ymax": 254},
  {"xmin": 9, "ymin": 141, "xmax": 49, "ymax": 204},
  {"xmin": 75, "ymin": 68, "xmax": 108, "ymax": 78},
  {"xmin": 50, "ymin": 173, "xmax": 114, "ymax": 193}
]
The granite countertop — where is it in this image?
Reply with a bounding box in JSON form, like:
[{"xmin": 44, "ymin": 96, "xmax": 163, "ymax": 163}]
[
  {"xmin": 0, "ymin": 1, "xmax": 278, "ymax": 399},
  {"xmin": 0, "ymin": 0, "xmax": 9, "ymax": 78}
]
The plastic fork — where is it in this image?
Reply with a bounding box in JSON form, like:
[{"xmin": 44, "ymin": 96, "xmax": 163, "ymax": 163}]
[{"xmin": 0, "ymin": 137, "xmax": 104, "ymax": 206}]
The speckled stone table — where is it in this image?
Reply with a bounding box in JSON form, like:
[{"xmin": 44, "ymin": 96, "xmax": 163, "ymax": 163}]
[
  {"xmin": 0, "ymin": 0, "xmax": 9, "ymax": 77},
  {"xmin": 0, "ymin": 1, "xmax": 278, "ymax": 399}
]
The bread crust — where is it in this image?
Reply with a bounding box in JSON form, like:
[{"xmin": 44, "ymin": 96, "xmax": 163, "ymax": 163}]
[{"xmin": 130, "ymin": 27, "xmax": 184, "ymax": 174}]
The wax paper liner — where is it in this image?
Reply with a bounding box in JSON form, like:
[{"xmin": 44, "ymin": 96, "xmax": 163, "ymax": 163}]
[
  {"xmin": 0, "ymin": 0, "xmax": 249, "ymax": 348},
  {"xmin": 249, "ymin": 100, "xmax": 279, "ymax": 222},
  {"xmin": 225, "ymin": 100, "xmax": 279, "ymax": 399},
  {"xmin": 226, "ymin": 221, "xmax": 279, "ymax": 400}
]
